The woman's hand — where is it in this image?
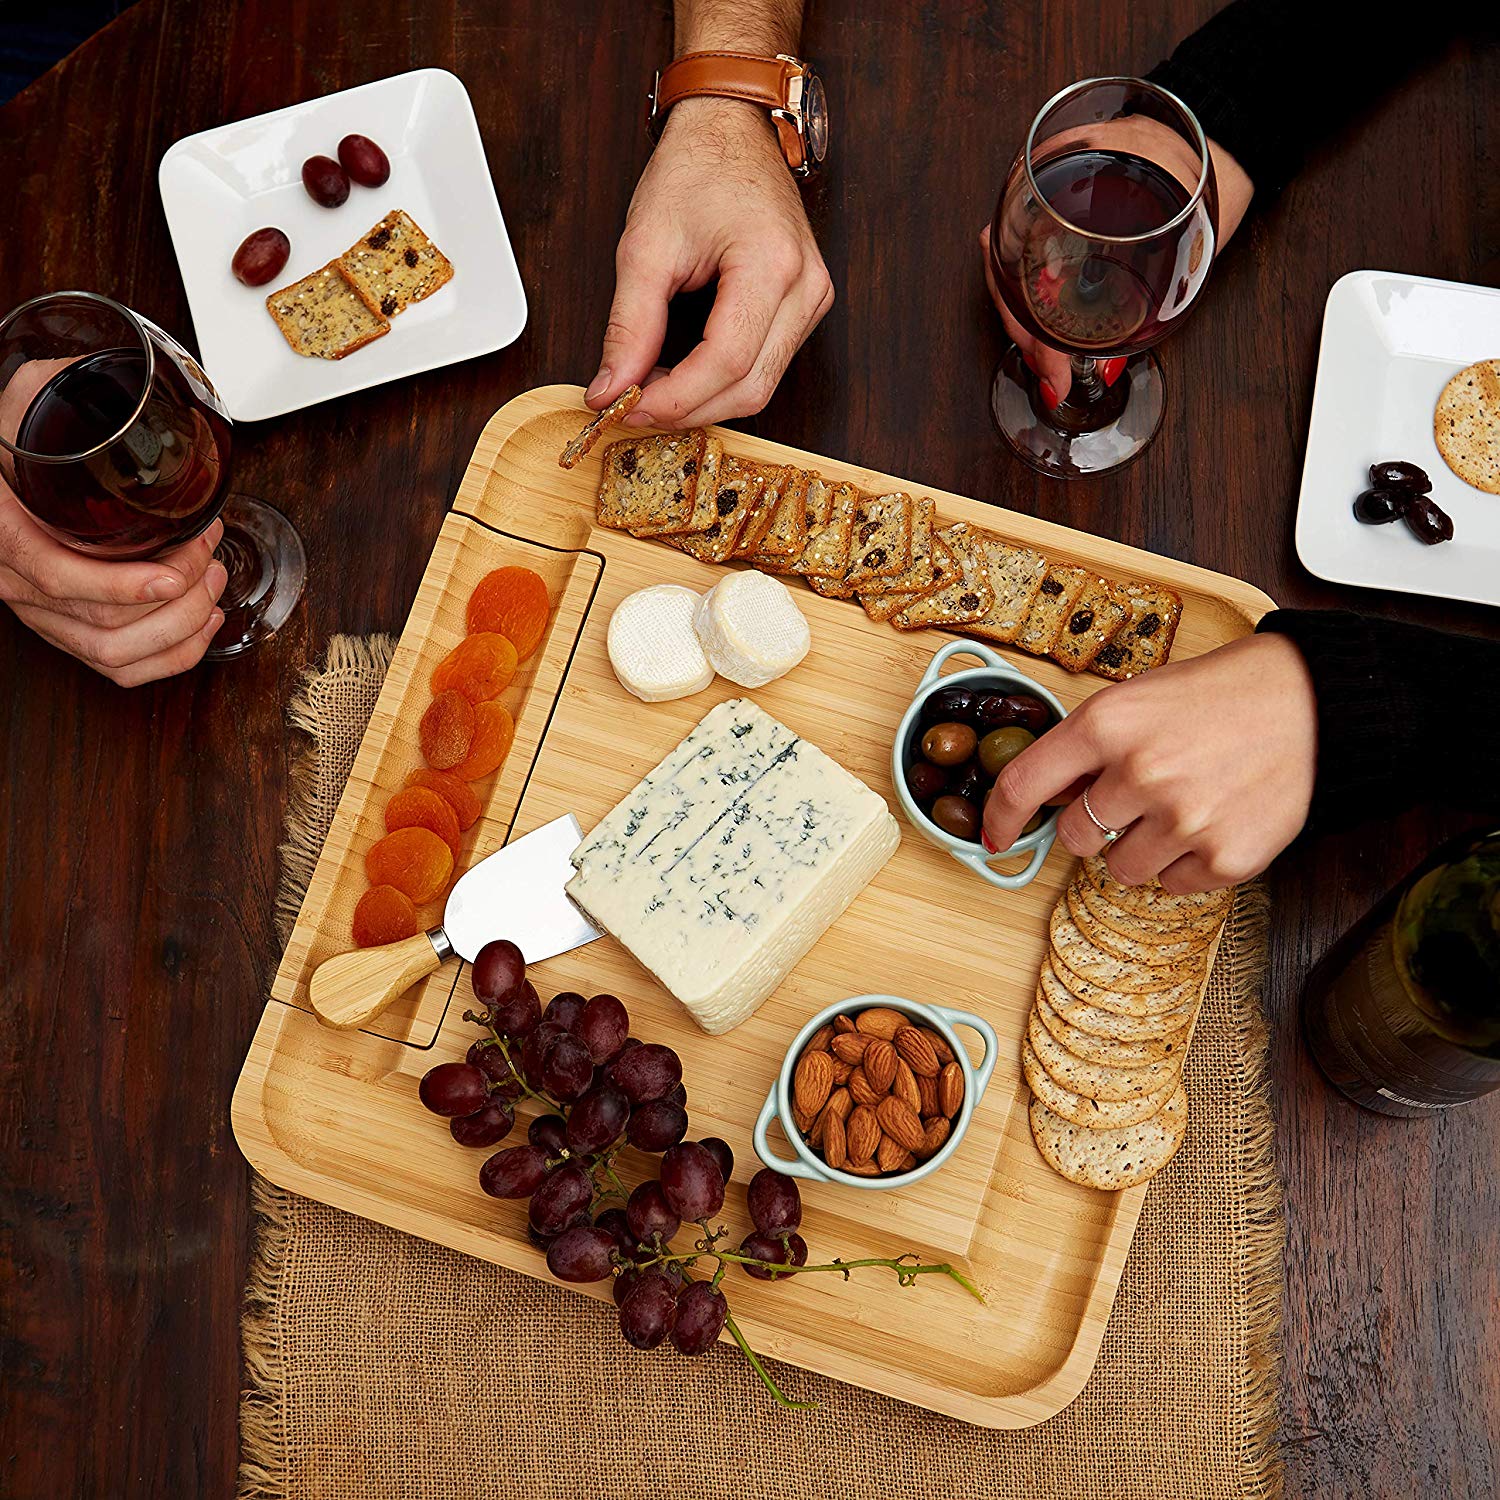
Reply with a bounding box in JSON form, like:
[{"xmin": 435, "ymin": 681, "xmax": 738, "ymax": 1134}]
[
  {"xmin": 588, "ymin": 98, "xmax": 833, "ymax": 429},
  {"xmin": 983, "ymin": 633, "xmax": 1317, "ymax": 893}
]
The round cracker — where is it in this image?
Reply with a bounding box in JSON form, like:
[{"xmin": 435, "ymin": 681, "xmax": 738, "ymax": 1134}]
[
  {"xmin": 1050, "ymin": 906, "xmax": 1195, "ymax": 994},
  {"xmin": 1066, "ymin": 883, "xmax": 1212, "ymax": 969},
  {"xmin": 1029, "ymin": 1087, "xmax": 1188, "ymax": 1190},
  {"xmin": 1027, "ymin": 1007, "xmax": 1182, "ymax": 1102},
  {"xmin": 1433, "ymin": 359, "xmax": 1500, "ymax": 494},
  {"xmin": 1042, "ymin": 958, "xmax": 1200, "ymax": 1038},
  {"xmin": 1034, "ymin": 983, "xmax": 1189, "ymax": 1066},
  {"xmin": 1022, "ymin": 1036, "xmax": 1178, "ymax": 1128},
  {"xmin": 1050, "ymin": 945, "xmax": 1204, "ymax": 1016},
  {"xmin": 1073, "ymin": 875, "xmax": 1224, "ymax": 946},
  {"xmin": 1082, "ymin": 855, "xmax": 1233, "ymax": 918}
]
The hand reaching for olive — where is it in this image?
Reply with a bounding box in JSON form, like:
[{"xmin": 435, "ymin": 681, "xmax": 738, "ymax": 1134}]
[{"xmin": 982, "ymin": 634, "xmax": 1317, "ymax": 893}]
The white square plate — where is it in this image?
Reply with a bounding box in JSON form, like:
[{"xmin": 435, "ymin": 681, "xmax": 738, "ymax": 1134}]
[
  {"xmin": 1296, "ymin": 270, "xmax": 1500, "ymax": 608},
  {"xmin": 158, "ymin": 69, "xmax": 526, "ymax": 422}
]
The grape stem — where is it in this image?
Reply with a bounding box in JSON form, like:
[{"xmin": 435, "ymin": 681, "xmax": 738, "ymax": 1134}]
[
  {"xmin": 723, "ymin": 1312, "xmax": 815, "ymax": 1411},
  {"xmin": 641, "ymin": 1248, "xmax": 985, "ymax": 1303},
  {"xmin": 479, "ymin": 1032, "xmax": 562, "ymax": 1113}
]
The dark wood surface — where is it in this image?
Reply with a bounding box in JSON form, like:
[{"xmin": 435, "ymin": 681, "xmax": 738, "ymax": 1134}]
[{"xmin": 1, "ymin": 3, "xmax": 1495, "ymax": 1495}]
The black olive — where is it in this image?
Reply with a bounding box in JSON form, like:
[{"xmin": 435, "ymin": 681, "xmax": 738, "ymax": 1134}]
[
  {"xmin": 946, "ymin": 762, "xmax": 988, "ymax": 804},
  {"xmin": 1353, "ymin": 488, "xmax": 1408, "ymax": 525},
  {"xmin": 905, "ymin": 760, "xmax": 946, "ymax": 802},
  {"xmin": 920, "ymin": 686, "xmax": 979, "ymax": 727},
  {"xmin": 1368, "ymin": 460, "xmax": 1431, "ymax": 493},
  {"xmin": 1403, "ymin": 493, "xmax": 1454, "ymax": 545}
]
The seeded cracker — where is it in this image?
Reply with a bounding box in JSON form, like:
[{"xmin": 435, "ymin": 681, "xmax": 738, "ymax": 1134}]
[
  {"xmin": 1041, "ymin": 956, "xmax": 1199, "ymax": 1037},
  {"xmin": 808, "ymin": 491, "xmax": 913, "ymax": 597},
  {"xmin": 559, "ymin": 385, "xmax": 642, "ymax": 469},
  {"xmin": 892, "ymin": 522, "xmax": 994, "ymax": 630},
  {"xmin": 1090, "ymin": 581, "xmax": 1182, "ymax": 680},
  {"xmin": 732, "ymin": 463, "xmax": 794, "ymax": 556},
  {"xmin": 862, "ymin": 529, "xmax": 951, "ymax": 623},
  {"xmin": 1028, "ymin": 1085, "xmax": 1188, "ymax": 1189},
  {"xmin": 792, "ymin": 478, "xmax": 859, "ymax": 578},
  {"xmin": 631, "ymin": 436, "xmax": 725, "ymax": 537},
  {"xmin": 1032, "ymin": 978, "xmax": 1190, "ymax": 1066},
  {"xmin": 1017, "ymin": 562, "xmax": 1092, "ymax": 656},
  {"xmin": 964, "ymin": 535, "xmax": 1049, "ymax": 646},
  {"xmin": 1050, "ymin": 575, "xmax": 1130, "ymax": 673},
  {"xmin": 595, "ymin": 431, "xmax": 708, "ymax": 532},
  {"xmin": 667, "ymin": 456, "xmax": 767, "ymax": 563},
  {"xmin": 337, "ymin": 210, "xmax": 454, "ymax": 318},
  {"xmin": 1433, "ymin": 358, "xmax": 1500, "ymax": 493},
  {"xmin": 265, "ymin": 263, "xmax": 391, "ymax": 359},
  {"xmin": 1065, "ymin": 884, "xmax": 1212, "ymax": 967},
  {"xmin": 1022, "ymin": 1037, "xmax": 1180, "ymax": 1127},
  {"xmin": 1027, "ymin": 1007, "xmax": 1183, "ymax": 1102}
]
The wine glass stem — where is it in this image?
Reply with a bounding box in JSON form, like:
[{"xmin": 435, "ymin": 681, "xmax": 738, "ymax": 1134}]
[{"xmin": 1069, "ymin": 354, "xmax": 1107, "ymax": 407}]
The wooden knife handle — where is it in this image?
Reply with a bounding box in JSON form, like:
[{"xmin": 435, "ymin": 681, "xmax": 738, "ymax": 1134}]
[{"xmin": 309, "ymin": 931, "xmax": 446, "ymax": 1029}]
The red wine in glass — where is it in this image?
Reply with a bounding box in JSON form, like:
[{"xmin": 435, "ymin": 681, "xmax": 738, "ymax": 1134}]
[{"xmin": 989, "ymin": 78, "xmax": 1217, "ymax": 479}]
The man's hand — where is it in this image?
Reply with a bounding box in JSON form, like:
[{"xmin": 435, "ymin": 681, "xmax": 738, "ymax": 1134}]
[
  {"xmin": 0, "ymin": 478, "xmax": 227, "ymax": 687},
  {"xmin": 983, "ymin": 634, "xmax": 1317, "ymax": 893},
  {"xmin": 588, "ymin": 97, "xmax": 833, "ymax": 429}
]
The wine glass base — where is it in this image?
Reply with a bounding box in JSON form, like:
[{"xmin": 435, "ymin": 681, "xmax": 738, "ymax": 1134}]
[
  {"xmin": 991, "ymin": 345, "xmax": 1166, "ymax": 478},
  {"xmin": 206, "ymin": 494, "xmax": 306, "ymax": 660}
]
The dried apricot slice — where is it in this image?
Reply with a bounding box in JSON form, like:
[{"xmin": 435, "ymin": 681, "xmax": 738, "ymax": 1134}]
[
  {"xmin": 404, "ymin": 768, "xmax": 481, "ymax": 831},
  {"xmin": 466, "ymin": 567, "xmax": 550, "ymax": 660},
  {"xmin": 452, "ymin": 700, "xmax": 515, "ymax": 781},
  {"xmin": 384, "ymin": 785, "xmax": 461, "ymax": 858},
  {"xmin": 352, "ymin": 884, "xmax": 420, "ymax": 948},
  {"xmin": 431, "ymin": 631, "xmax": 517, "ymax": 703},
  {"xmin": 365, "ymin": 827, "xmax": 454, "ymax": 903},
  {"xmin": 419, "ymin": 689, "xmax": 476, "ymax": 770}
]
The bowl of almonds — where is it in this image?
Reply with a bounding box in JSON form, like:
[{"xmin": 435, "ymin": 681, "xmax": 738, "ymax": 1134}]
[{"xmin": 752, "ymin": 996, "xmax": 999, "ymax": 1189}]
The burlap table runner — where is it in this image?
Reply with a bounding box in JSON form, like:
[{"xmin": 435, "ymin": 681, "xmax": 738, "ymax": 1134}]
[{"xmin": 242, "ymin": 637, "xmax": 1285, "ymax": 1500}]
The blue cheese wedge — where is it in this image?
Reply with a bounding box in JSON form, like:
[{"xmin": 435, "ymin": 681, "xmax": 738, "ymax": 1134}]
[{"xmin": 567, "ymin": 700, "xmax": 900, "ymax": 1034}]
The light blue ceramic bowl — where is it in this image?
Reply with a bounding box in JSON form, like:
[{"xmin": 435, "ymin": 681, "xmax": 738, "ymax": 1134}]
[
  {"xmin": 892, "ymin": 640, "xmax": 1067, "ymax": 890},
  {"xmin": 753, "ymin": 994, "xmax": 999, "ymax": 1190}
]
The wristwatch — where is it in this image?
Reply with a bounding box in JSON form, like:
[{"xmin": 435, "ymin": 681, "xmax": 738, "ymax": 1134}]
[{"xmin": 647, "ymin": 51, "xmax": 829, "ymax": 179}]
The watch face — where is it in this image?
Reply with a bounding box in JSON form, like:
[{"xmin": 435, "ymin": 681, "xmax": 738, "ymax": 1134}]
[{"xmin": 805, "ymin": 74, "xmax": 829, "ymax": 164}]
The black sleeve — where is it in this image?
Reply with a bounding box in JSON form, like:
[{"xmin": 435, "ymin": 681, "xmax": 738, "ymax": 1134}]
[
  {"xmin": 1255, "ymin": 609, "xmax": 1500, "ymax": 833},
  {"xmin": 1145, "ymin": 0, "xmax": 1480, "ymax": 201}
]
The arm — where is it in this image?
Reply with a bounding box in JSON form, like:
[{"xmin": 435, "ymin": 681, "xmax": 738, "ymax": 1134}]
[{"xmin": 588, "ymin": 0, "xmax": 833, "ymax": 429}]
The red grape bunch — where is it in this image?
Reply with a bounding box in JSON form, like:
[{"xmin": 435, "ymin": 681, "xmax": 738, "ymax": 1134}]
[{"xmin": 419, "ymin": 939, "xmax": 982, "ymax": 1407}]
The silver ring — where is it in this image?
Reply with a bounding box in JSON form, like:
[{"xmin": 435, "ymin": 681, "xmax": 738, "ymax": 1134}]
[{"xmin": 1082, "ymin": 787, "xmax": 1124, "ymax": 843}]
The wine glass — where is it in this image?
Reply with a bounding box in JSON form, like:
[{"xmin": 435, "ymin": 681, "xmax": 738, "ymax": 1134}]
[
  {"xmin": 989, "ymin": 77, "xmax": 1218, "ymax": 478},
  {"xmin": 0, "ymin": 290, "xmax": 305, "ymax": 658}
]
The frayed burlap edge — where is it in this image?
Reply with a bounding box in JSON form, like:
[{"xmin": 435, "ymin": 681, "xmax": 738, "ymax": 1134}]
[{"xmin": 240, "ymin": 637, "xmax": 1285, "ymax": 1499}]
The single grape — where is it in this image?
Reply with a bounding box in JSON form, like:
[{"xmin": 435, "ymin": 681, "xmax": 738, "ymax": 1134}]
[
  {"xmin": 528, "ymin": 1113, "xmax": 569, "ymax": 1156},
  {"xmin": 626, "ymin": 1098, "xmax": 688, "ymax": 1152},
  {"xmin": 528, "ymin": 1163, "xmax": 593, "ymax": 1236},
  {"xmin": 520, "ymin": 1021, "xmax": 567, "ymax": 1090},
  {"xmin": 746, "ymin": 1167, "xmax": 802, "ymax": 1235},
  {"xmin": 471, "ymin": 939, "xmax": 526, "ymax": 1007},
  {"xmin": 300, "ymin": 153, "xmax": 350, "ymax": 208},
  {"xmin": 611, "ymin": 1265, "xmax": 642, "ymax": 1308},
  {"xmin": 660, "ymin": 1142, "xmax": 725, "ymax": 1222},
  {"xmin": 230, "ymin": 227, "xmax": 290, "ymax": 287},
  {"xmin": 543, "ymin": 991, "xmax": 587, "ymax": 1033},
  {"xmin": 418, "ymin": 1062, "xmax": 488, "ymax": 1118},
  {"xmin": 625, "ymin": 1180, "xmax": 681, "ymax": 1245},
  {"xmin": 566, "ymin": 1084, "xmax": 630, "ymax": 1155},
  {"xmin": 610, "ymin": 1042, "xmax": 683, "ymax": 1104},
  {"xmin": 526, "ymin": 1223, "xmax": 556, "ymax": 1251},
  {"xmin": 337, "ymin": 132, "xmax": 391, "ymax": 188},
  {"xmin": 667, "ymin": 1081, "xmax": 688, "ymax": 1108},
  {"xmin": 540, "ymin": 1033, "xmax": 595, "ymax": 1101},
  {"xmin": 576, "ymin": 993, "xmax": 631, "ymax": 1064},
  {"xmin": 594, "ymin": 1208, "xmax": 637, "ymax": 1257},
  {"xmin": 618, "ymin": 1274, "xmax": 679, "ymax": 1351},
  {"xmin": 546, "ymin": 1223, "xmax": 617, "ymax": 1283},
  {"xmin": 479, "ymin": 1144, "xmax": 548, "ymax": 1198},
  {"xmin": 738, "ymin": 1231, "xmax": 808, "ymax": 1281},
  {"xmin": 489, "ymin": 980, "xmax": 541, "ymax": 1039},
  {"xmin": 449, "ymin": 1097, "xmax": 515, "ymax": 1148},
  {"xmin": 698, "ymin": 1137, "xmax": 733, "ymax": 1183},
  {"xmin": 671, "ymin": 1280, "xmax": 729, "ymax": 1355}
]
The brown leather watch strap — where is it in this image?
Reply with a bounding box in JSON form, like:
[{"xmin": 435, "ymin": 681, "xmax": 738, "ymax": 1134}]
[{"xmin": 655, "ymin": 51, "xmax": 792, "ymax": 114}]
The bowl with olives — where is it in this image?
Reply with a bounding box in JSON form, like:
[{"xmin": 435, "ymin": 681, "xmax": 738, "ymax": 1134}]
[{"xmin": 892, "ymin": 641, "xmax": 1065, "ymax": 889}]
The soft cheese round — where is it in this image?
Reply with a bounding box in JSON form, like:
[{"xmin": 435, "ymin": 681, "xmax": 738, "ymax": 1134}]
[
  {"xmin": 607, "ymin": 584, "xmax": 715, "ymax": 702},
  {"xmin": 693, "ymin": 569, "xmax": 811, "ymax": 688}
]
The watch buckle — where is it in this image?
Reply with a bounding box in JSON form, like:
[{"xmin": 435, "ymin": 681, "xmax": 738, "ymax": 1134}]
[{"xmin": 646, "ymin": 68, "xmax": 665, "ymax": 142}]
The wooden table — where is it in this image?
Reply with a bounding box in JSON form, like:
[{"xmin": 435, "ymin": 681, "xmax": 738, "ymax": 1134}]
[{"xmin": 1, "ymin": 3, "xmax": 1495, "ymax": 1495}]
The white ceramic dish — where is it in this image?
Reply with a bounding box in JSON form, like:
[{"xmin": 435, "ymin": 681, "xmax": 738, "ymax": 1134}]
[
  {"xmin": 1296, "ymin": 270, "xmax": 1500, "ymax": 608},
  {"xmin": 158, "ymin": 69, "xmax": 526, "ymax": 422}
]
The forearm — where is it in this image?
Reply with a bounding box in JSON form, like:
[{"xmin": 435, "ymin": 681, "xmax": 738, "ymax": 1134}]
[{"xmin": 674, "ymin": 0, "xmax": 802, "ymax": 54}]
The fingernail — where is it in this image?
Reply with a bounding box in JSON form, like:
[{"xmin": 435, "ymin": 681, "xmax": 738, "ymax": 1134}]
[
  {"xmin": 1039, "ymin": 381, "xmax": 1061, "ymax": 411},
  {"xmin": 622, "ymin": 409, "xmax": 653, "ymax": 427},
  {"xmin": 202, "ymin": 609, "xmax": 225, "ymax": 640},
  {"xmin": 206, "ymin": 562, "xmax": 228, "ymax": 597},
  {"xmin": 1100, "ymin": 356, "xmax": 1127, "ymax": 388},
  {"xmin": 146, "ymin": 575, "xmax": 185, "ymax": 602},
  {"xmin": 981, "ymin": 831, "xmax": 997, "ymax": 853},
  {"xmin": 585, "ymin": 367, "xmax": 611, "ymax": 403}
]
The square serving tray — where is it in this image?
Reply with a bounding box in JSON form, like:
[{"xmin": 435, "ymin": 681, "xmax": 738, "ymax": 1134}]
[{"xmin": 233, "ymin": 386, "xmax": 1274, "ymax": 1426}]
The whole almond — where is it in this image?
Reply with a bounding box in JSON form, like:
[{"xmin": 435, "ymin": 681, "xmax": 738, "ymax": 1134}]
[
  {"xmin": 916, "ymin": 1072, "xmax": 940, "ymax": 1118},
  {"xmin": 877, "ymin": 1135, "xmax": 914, "ymax": 1174},
  {"xmin": 805, "ymin": 1022, "xmax": 834, "ymax": 1055},
  {"xmin": 830, "ymin": 1057, "xmax": 854, "ymax": 1086},
  {"xmin": 823, "ymin": 1110, "xmax": 848, "ymax": 1170},
  {"xmin": 921, "ymin": 1028, "xmax": 956, "ymax": 1067},
  {"xmin": 862, "ymin": 1038, "xmax": 899, "ymax": 1093},
  {"xmin": 855, "ymin": 1006, "xmax": 908, "ymax": 1040},
  {"xmin": 876, "ymin": 1095, "xmax": 924, "ymax": 1153},
  {"xmin": 894, "ymin": 1026, "xmax": 941, "ymax": 1078},
  {"xmin": 893, "ymin": 1059, "xmax": 923, "ymax": 1115},
  {"xmin": 810, "ymin": 1093, "xmax": 837, "ymax": 1148},
  {"xmin": 938, "ymin": 1062, "xmax": 964, "ymax": 1118},
  {"xmin": 794, "ymin": 1049, "xmax": 834, "ymax": 1116},
  {"xmin": 833, "ymin": 1014, "xmax": 857, "ymax": 1034},
  {"xmin": 792, "ymin": 1103, "xmax": 815, "ymax": 1135},
  {"xmin": 831, "ymin": 1032, "xmax": 871, "ymax": 1065},
  {"xmin": 846, "ymin": 1104, "xmax": 881, "ymax": 1164},
  {"xmin": 848, "ymin": 1066, "xmax": 886, "ymax": 1108},
  {"xmin": 825, "ymin": 1086, "xmax": 853, "ymax": 1124},
  {"xmin": 843, "ymin": 1158, "xmax": 882, "ymax": 1177},
  {"xmin": 916, "ymin": 1116, "xmax": 951, "ymax": 1159}
]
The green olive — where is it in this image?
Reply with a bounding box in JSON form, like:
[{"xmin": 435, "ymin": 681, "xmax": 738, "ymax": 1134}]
[
  {"xmin": 977, "ymin": 726, "xmax": 1035, "ymax": 778},
  {"xmin": 921, "ymin": 721, "xmax": 977, "ymax": 768}
]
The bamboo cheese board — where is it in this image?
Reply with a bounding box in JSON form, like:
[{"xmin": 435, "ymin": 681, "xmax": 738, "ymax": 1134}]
[{"xmin": 233, "ymin": 384, "xmax": 1275, "ymax": 1427}]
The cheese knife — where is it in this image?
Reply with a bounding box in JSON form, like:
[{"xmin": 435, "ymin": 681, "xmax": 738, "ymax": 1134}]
[{"xmin": 308, "ymin": 814, "xmax": 603, "ymax": 1030}]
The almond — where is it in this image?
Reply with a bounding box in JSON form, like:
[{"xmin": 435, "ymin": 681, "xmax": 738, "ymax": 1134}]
[
  {"xmin": 921, "ymin": 1027, "xmax": 956, "ymax": 1067},
  {"xmin": 831, "ymin": 1032, "xmax": 871, "ymax": 1065},
  {"xmin": 876, "ymin": 1095, "xmax": 924, "ymax": 1153},
  {"xmin": 823, "ymin": 1110, "xmax": 848, "ymax": 1170},
  {"xmin": 877, "ymin": 1135, "xmax": 914, "ymax": 1174},
  {"xmin": 938, "ymin": 1061, "xmax": 964, "ymax": 1118},
  {"xmin": 843, "ymin": 1158, "xmax": 882, "ymax": 1177},
  {"xmin": 793, "ymin": 1049, "xmax": 834, "ymax": 1117},
  {"xmin": 862, "ymin": 1038, "xmax": 899, "ymax": 1093},
  {"xmin": 792, "ymin": 1103, "xmax": 815, "ymax": 1135},
  {"xmin": 805, "ymin": 1022, "xmax": 834, "ymax": 1055},
  {"xmin": 848, "ymin": 1066, "xmax": 886, "ymax": 1107},
  {"xmin": 916, "ymin": 1115, "xmax": 951, "ymax": 1159},
  {"xmin": 916, "ymin": 1072, "xmax": 940, "ymax": 1118},
  {"xmin": 830, "ymin": 1057, "xmax": 854, "ymax": 1086},
  {"xmin": 894, "ymin": 1026, "xmax": 941, "ymax": 1078},
  {"xmin": 846, "ymin": 1104, "xmax": 881, "ymax": 1164},
  {"xmin": 855, "ymin": 1006, "xmax": 909, "ymax": 1040},
  {"xmin": 893, "ymin": 1059, "xmax": 922, "ymax": 1114},
  {"xmin": 833, "ymin": 1014, "xmax": 857, "ymax": 1034}
]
